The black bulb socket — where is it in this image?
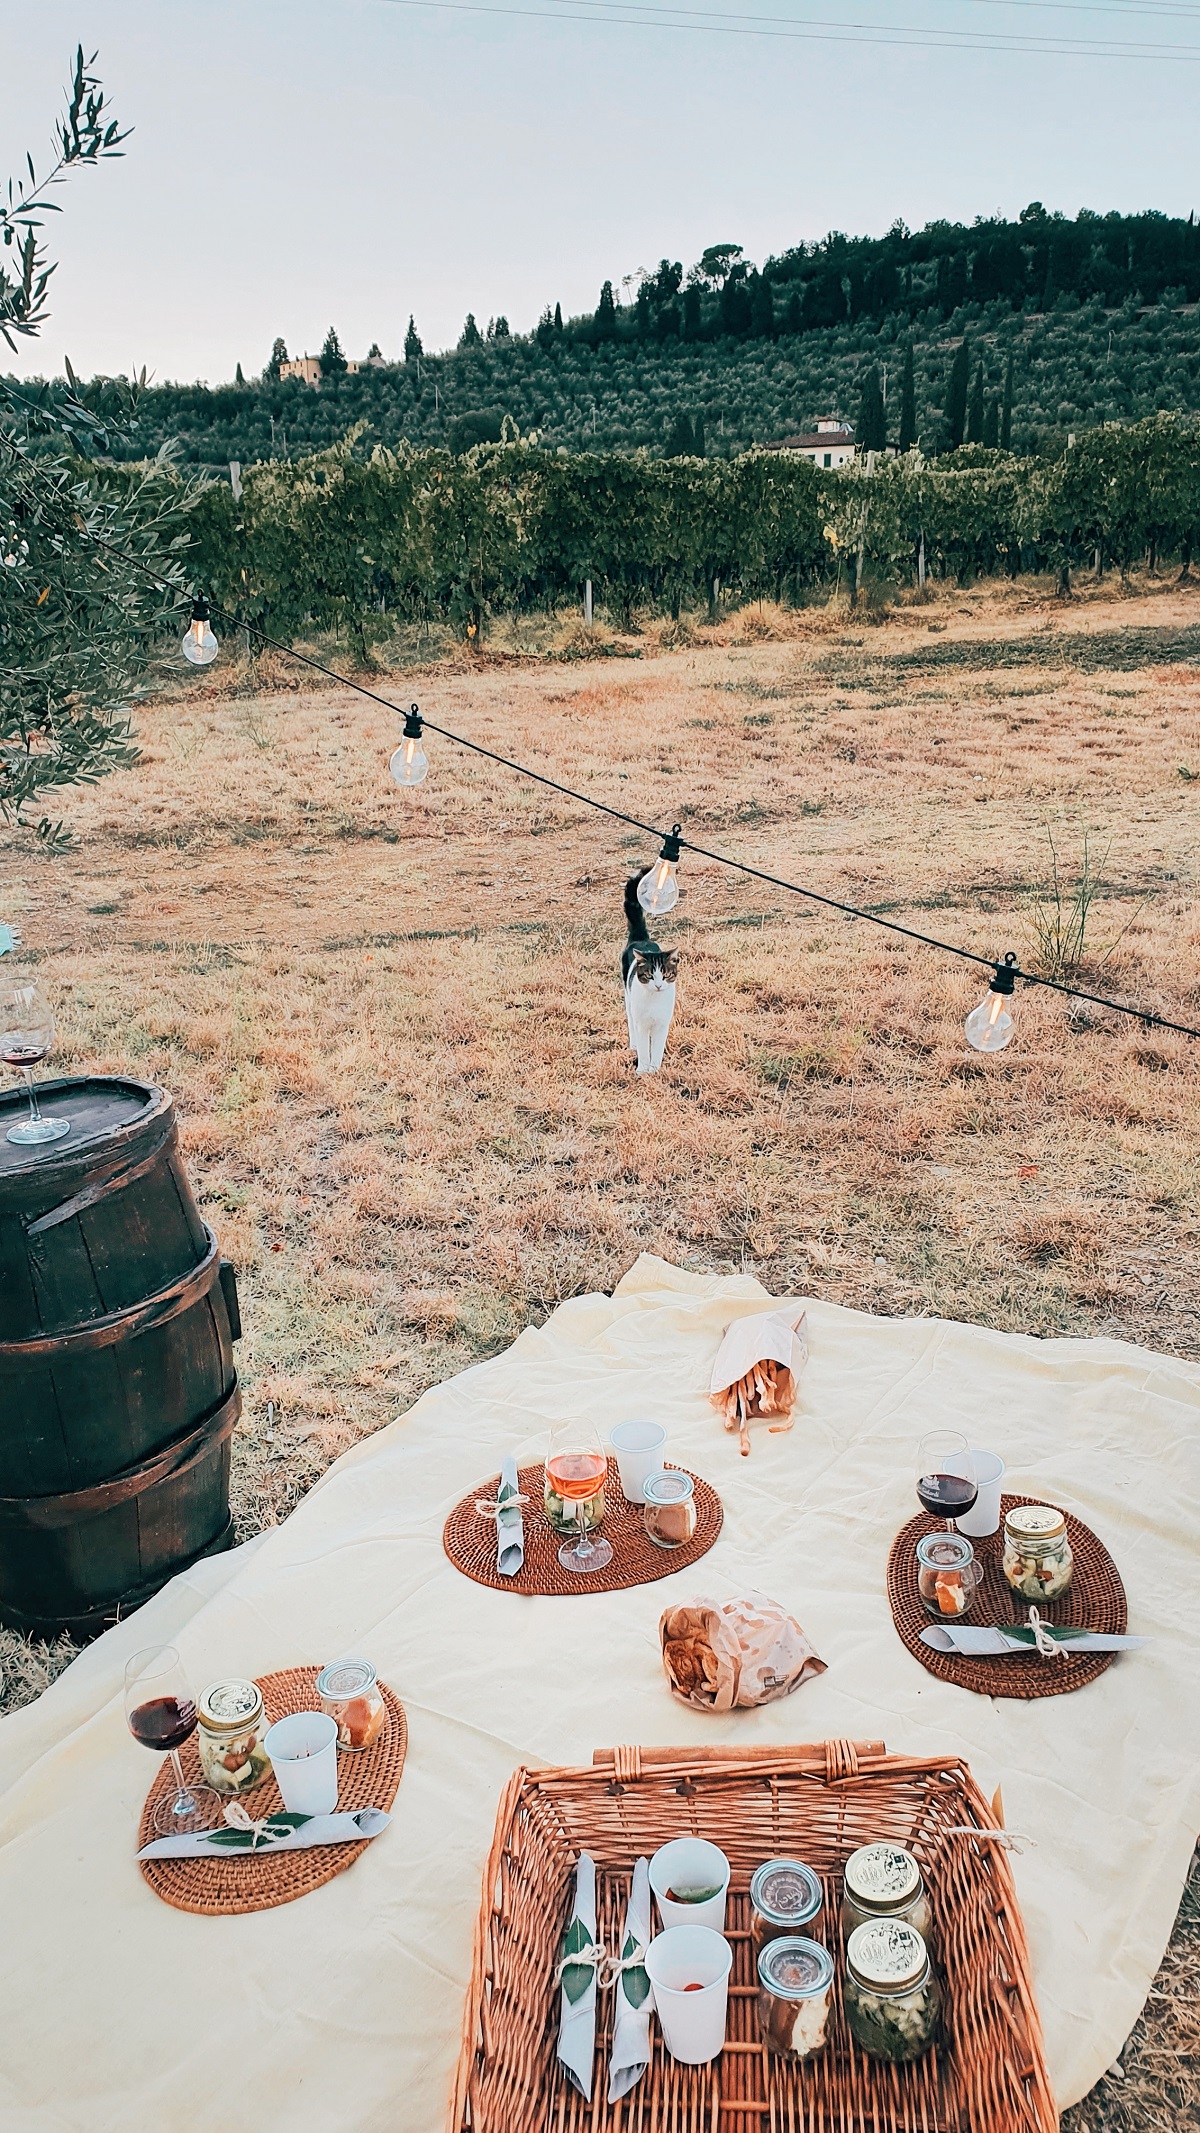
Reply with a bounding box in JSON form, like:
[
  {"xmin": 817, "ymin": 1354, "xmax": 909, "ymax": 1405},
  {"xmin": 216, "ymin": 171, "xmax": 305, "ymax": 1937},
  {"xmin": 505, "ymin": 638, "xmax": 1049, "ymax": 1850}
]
[
  {"xmin": 402, "ymin": 704, "xmax": 424, "ymax": 740},
  {"xmin": 989, "ymin": 952, "xmax": 1019, "ymax": 996},
  {"xmin": 659, "ymin": 823, "xmax": 682, "ymax": 863},
  {"xmin": 190, "ymin": 594, "xmax": 211, "ymax": 623}
]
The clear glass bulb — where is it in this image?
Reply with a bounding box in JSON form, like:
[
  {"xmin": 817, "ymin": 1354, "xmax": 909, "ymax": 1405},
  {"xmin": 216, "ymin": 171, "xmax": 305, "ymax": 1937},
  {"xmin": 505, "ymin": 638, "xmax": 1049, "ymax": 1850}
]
[
  {"xmin": 181, "ymin": 617, "xmax": 219, "ymax": 666},
  {"xmin": 637, "ymin": 857, "xmax": 679, "ymax": 917},
  {"xmin": 965, "ymin": 988, "xmax": 1014, "ymax": 1053},
  {"xmin": 390, "ymin": 736, "xmax": 429, "ymax": 787}
]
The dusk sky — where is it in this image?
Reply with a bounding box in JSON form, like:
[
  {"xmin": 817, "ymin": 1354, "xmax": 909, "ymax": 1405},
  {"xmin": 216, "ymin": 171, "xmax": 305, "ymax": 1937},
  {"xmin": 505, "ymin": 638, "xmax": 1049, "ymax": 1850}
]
[{"xmin": 4, "ymin": 0, "xmax": 1199, "ymax": 384}]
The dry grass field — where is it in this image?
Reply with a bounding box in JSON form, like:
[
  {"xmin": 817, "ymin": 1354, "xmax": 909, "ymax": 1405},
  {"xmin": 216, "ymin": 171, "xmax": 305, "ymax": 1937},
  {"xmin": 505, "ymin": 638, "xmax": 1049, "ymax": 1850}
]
[{"xmin": 1, "ymin": 574, "xmax": 1198, "ymax": 2125}]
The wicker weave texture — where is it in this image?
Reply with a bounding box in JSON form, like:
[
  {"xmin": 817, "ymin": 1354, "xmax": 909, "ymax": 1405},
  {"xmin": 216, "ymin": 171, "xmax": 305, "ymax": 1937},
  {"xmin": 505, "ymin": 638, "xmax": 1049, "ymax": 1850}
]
[
  {"xmin": 888, "ymin": 1494, "xmax": 1127, "ymax": 1699},
  {"xmin": 443, "ymin": 1458, "xmax": 722, "ymax": 1595},
  {"xmin": 451, "ymin": 1741, "xmax": 1056, "ymax": 2133},
  {"xmin": 138, "ymin": 1667, "xmax": 407, "ymax": 1915}
]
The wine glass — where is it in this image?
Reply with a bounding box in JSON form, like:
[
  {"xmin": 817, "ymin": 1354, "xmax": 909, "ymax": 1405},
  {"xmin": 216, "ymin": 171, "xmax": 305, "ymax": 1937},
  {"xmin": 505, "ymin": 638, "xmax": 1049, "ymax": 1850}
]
[
  {"xmin": 124, "ymin": 1646, "xmax": 214, "ymax": 1836},
  {"xmin": 1, "ymin": 978, "xmax": 70, "ymax": 1146},
  {"xmin": 917, "ymin": 1432, "xmax": 978, "ymax": 1531},
  {"xmin": 545, "ymin": 1420, "xmax": 613, "ymax": 1576}
]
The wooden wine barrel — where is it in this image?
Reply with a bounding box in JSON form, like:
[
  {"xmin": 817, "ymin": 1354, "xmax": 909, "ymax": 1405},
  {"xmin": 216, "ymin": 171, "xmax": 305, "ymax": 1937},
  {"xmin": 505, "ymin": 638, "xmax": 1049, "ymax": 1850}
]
[
  {"xmin": 0, "ymin": 1076, "xmax": 209, "ymax": 1342},
  {"xmin": 0, "ymin": 1075, "xmax": 241, "ymax": 1635}
]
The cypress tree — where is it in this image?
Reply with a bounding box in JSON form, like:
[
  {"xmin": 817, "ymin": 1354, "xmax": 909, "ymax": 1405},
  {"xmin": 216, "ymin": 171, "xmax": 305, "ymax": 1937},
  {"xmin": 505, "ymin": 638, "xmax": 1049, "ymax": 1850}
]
[
  {"xmin": 750, "ymin": 273, "xmax": 775, "ymax": 338},
  {"xmin": 898, "ymin": 342, "xmax": 916, "ymax": 450},
  {"xmin": 858, "ymin": 365, "xmax": 886, "ymax": 452},
  {"xmin": 594, "ymin": 280, "xmax": 617, "ymax": 338},
  {"xmin": 553, "ymin": 301, "xmax": 563, "ymax": 331},
  {"xmin": 665, "ymin": 411, "xmax": 694, "ymax": 457},
  {"xmin": 982, "ymin": 395, "xmax": 999, "ymax": 448},
  {"xmin": 404, "ymin": 315, "xmax": 423, "ymax": 361},
  {"xmin": 693, "ymin": 413, "xmax": 706, "ymax": 457},
  {"xmin": 235, "ymin": 362, "xmax": 245, "ymax": 387},
  {"xmin": 682, "ymin": 284, "xmax": 702, "ymax": 338},
  {"xmin": 1000, "ymin": 348, "xmax": 1014, "ymax": 448},
  {"xmin": 945, "ymin": 336, "xmax": 970, "ymax": 449},
  {"xmin": 319, "ymin": 326, "xmax": 347, "ymax": 375},
  {"xmin": 458, "ymin": 313, "xmax": 482, "ymax": 349},
  {"xmin": 967, "ymin": 360, "xmax": 985, "ymax": 443},
  {"xmin": 266, "ymin": 337, "xmax": 288, "ymax": 379},
  {"xmin": 782, "ymin": 291, "xmax": 803, "ymax": 335}
]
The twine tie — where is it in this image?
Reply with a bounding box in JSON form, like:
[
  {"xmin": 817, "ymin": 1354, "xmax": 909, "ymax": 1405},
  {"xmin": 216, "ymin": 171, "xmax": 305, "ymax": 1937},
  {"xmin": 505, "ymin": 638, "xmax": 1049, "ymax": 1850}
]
[
  {"xmin": 223, "ymin": 1800, "xmax": 278, "ymax": 1849},
  {"xmin": 553, "ymin": 1940, "xmax": 607, "ymax": 1987},
  {"xmin": 599, "ymin": 1943, "xmax": 648, "ymax": 1989},
  {"xmin": 474, "ymin": 1492, "xmax": 530, "ymax": 1520},
  {"xmin": 1027, "ymin": 1606, "xmax": 1068, "ymax": 1659}
]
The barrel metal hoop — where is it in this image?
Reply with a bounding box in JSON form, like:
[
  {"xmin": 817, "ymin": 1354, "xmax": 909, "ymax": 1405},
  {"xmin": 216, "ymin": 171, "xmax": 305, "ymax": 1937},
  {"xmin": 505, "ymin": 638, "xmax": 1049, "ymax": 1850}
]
[
  {"xmin": 0, "ymin": 1382, "xmax": 241, "ymax": 1527},
  {"xmin": 0, "ymin": 1227, "xmax": 224, "ymax": 1357}
]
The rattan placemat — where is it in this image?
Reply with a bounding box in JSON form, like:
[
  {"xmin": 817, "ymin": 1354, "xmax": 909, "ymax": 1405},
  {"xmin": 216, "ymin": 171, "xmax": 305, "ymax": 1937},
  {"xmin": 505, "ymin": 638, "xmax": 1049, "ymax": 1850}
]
[
  {"xmin": 443, "ymin": 1458, "xmax": 722, "ymax": 1595},
  {"xmin": 888, "ymin": 1494, "xmax": 1127, "ymax": 1699},
  {"xmin": 137, "ymin": 1667, "xmax": 407, "ymax": 1915}
]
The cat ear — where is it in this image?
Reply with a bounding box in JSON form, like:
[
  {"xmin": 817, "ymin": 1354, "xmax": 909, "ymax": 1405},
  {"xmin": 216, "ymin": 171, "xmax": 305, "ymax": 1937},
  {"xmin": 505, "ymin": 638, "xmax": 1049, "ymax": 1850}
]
[{"xmin": 661, "ymin": 953, "xmax": 679, "ymax": 976}]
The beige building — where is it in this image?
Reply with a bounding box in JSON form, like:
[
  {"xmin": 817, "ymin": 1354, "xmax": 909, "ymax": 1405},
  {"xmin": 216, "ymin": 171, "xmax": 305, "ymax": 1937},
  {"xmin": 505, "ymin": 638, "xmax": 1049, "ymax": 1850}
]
[
  {"xmin": 771, "ymin": 417, "xmax": 857, "ymax": 467},
  {"xmin": 278, "ymin": 354, "xmax": 323, "ymax": 386}
]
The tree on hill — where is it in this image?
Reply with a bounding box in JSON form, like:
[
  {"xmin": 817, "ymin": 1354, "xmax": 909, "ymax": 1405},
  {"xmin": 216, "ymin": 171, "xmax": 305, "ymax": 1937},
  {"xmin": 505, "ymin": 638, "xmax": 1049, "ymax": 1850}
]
[
  {"xmin": 458, "ymin": 313, "xmax": 482, "ymax": 349},
  {"xmin": 235, "ymin": 362, "xmax": 245, "ymax": 386},
  {"xmin": 945, "ymin": 337, "xmax": 970, "ymax": 450},
  {"xmin": 750, "ymin": 274, "xmax": 775, "ymax": 338},
  {"xmin": 266, "ymin": 336, "xmax": 288, "ymax": 379},
  {"xmin": 594, "ymin": 280, "xmax": 617, "ymax": 338},
  {"xmin": 696, "ymin": 243, "xmax": 744, "ymax": 287},
  {"xmin": 448, "ymin": 407, "xmax": 505, "ymax": 453},
  {"xmin": 553, "ymin": 302, "xmax": 563, "ymax": 331},
  {"xmin": 1, "ymin": 49, "xmax": 192, "ymax": 844},
  {"xmin": 404, "ymin": 315, "xmax": 423, "ymax": 362},
  {"xmin": 664, "ymin": 411, "xmax": 696, "ymax": 456},
  {"xmin": 967, "ymin": 359, "xmax": 985, "ymax": 444},
  {"xmin": 982, "ymin": 394, "xmax": 999, "ymax": 448},
  {"xmin": 320, "ymin": 326, "xmax": 347, "ymax": 375},
  {"xmin": 898, "ymin": 342, "xmax": 917, "ymax": 450},
  {"xmin": 858, "ymin": 365, "xmax": 886, "ymax": 452},
  {"xmin": 1000, "ymin": 348, "xmax": 1014, "ymax": 449}
]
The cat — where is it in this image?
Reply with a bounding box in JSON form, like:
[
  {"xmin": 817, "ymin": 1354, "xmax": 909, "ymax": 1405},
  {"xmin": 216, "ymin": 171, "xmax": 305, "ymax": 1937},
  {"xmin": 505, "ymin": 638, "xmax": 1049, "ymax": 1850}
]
[{"xmin": 623, "ymin": 871, "xmax": 679, "ymax": 1075}]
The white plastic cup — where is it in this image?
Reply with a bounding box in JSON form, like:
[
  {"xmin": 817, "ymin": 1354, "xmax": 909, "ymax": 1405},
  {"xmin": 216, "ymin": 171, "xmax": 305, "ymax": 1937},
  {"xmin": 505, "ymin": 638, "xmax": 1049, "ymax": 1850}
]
[
  {"xmin": 648, "ymin": 1837, "xmax": 731, "ymax": 1932},
  {"xmin": 608, "ymin": 1418, "xmax": 667, "ymax": 1504},
  {"xmin": 264, "ymin": 1711, "xmax": 339, "ymax": 1815},
  {"xmin": 645, "ymin": 1926, "xmax": 733, "ymax": 2064},
  {"xmin": 955, "ymin": 1449, "xmax": 1006, "ymax": 1538}
]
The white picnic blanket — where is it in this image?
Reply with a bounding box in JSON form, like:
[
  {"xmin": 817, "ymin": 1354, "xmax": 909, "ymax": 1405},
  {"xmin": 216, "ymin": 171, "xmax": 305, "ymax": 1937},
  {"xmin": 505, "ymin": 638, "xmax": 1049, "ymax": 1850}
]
[{"xmin": 0, "ymin": 1254, "xmax": 1197, "ymax": 2131}]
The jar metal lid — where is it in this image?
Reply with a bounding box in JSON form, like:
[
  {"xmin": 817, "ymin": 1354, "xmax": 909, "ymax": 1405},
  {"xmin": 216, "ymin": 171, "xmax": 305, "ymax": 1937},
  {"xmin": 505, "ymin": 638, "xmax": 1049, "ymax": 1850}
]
[
  {"xmin": 846, "ymin": 1920, "xmax": 930, "ymax": 1994},
  {"xmin": 843, "ymin": 1843, "xmax": 922, "ymax": 1910},
  {"xmin": 198, "ymin": 1677, "xmax": 263, "ymax": 1731},
  {"xmin": 915, "ymin": 1532, "xmax": 975, "ymax": 1572},
  {"xmin": 316, "ymin": 1659, "xmax": 378, "ymax": 1701},
  {"xmin": 1005, "ymin": 1504, "xmax": 1067, "ymax": 1542},
  {"xmin": 756, "ymin": 1936, "xmax": 835, "ymax": 2000},
  {"xmin": 749, "ymin": 1859, "xmax": 823, "ymax": 1928},
  {"xmin": 642, "ymin": 1470, "xmax": 694, "ymax": 1506}
]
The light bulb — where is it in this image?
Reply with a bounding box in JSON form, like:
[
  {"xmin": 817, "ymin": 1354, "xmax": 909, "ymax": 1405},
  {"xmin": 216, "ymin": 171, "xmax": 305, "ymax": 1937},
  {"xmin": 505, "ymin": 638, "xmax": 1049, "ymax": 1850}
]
[
  {"xmin": 181, "ymin": 596, "xmax": 219, "ymax": 666},
  {"xmin": 637, "ymin": 825, "xmax": 682, "ymax": 917},
  {"xmin": 390, "ymin": 704, "xmax": 428, "ymax": 788},
  {"xmin": 965, "ymin": 956, "xmax": 1018, "ymax": 1053}
]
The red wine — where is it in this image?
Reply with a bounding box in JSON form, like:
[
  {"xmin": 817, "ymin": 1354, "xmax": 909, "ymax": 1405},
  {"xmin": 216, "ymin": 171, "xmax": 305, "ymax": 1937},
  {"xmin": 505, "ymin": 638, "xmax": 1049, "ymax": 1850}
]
[
  {"xmin": 918, "ymin": 1472, "xmax": 978, "ymax": 1519},
  {"xmin": 128, "ymin": 1695, "xmax": 197, "ymax": 1752},
  {"xmin": 0, "ymin": 1047, "xmax": 46, "ymax": 1068}
]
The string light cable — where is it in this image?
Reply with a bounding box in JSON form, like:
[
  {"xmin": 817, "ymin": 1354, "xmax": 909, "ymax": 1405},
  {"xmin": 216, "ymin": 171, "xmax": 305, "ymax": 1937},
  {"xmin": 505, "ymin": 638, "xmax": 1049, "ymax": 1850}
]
[{"xmin": 10, "ymin": 498, "xmax": 1199, "ymax": 1051}]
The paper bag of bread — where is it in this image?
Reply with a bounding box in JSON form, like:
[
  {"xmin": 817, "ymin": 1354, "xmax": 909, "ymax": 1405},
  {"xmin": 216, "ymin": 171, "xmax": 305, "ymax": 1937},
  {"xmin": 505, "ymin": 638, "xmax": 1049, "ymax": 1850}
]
[
  {"xmin": 709, "ymin": 1305, "xmax": 807, "ymax": 1454},
  {"xmin": 659, "ymin": 1594, "xmax": 826, "ymax": 1711}
]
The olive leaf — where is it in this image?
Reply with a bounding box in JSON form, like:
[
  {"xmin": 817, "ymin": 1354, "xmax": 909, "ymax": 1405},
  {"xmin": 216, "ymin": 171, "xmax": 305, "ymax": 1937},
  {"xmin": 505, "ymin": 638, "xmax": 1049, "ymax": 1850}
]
[{"xmin": 558, "ymin": 1914, "xmax": 595, "ymax": 2007}]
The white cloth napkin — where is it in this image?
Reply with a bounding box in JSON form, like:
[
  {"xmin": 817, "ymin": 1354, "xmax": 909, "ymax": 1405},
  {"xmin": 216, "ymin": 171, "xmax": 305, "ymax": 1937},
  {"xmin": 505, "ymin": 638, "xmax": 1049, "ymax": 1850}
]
[
  {"xmin": 494, "ymin": 1453, "xmax": 525, "ymax": 1578},
  {"xmin": 709, "ymin": 1304, "xmax": 808, "ymax": 1398},
  {"xmin": 137, "ymin": 1807, "xmax": 391, "ymax": 1859},
  {"xmin": 607, "ymin": 1856, "xmax": 653, "ymax": 2102},
  {"xmin": 556, "ymin": 1853, "xmax": 601, "ymax": 2101},
  {"xmin": 921, "ymin": 1625, "xmax": 1147, "ymax": 1655}
]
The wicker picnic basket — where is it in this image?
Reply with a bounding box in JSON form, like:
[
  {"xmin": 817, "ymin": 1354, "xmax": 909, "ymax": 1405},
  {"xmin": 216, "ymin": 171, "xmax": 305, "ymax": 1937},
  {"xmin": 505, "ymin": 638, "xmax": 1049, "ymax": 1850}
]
[{"xmin": 450, "ymin": 1739, "xmax": 1057, "ymax": 2133}]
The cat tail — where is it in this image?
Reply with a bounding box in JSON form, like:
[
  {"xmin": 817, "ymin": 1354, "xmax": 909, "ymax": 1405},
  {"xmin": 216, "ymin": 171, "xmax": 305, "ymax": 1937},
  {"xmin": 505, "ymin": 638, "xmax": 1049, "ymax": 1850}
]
[{"xmin": 624, "ymin": 871, "xmax": 652, "ymax": 943}]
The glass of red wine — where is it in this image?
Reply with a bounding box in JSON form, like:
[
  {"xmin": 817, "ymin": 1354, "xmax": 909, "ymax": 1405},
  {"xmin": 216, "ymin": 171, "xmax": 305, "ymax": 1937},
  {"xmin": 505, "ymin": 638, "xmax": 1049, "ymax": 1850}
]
[
  {"xmin": 1, "ymin": 978, "xmax": 71, "ymax": 1146},
  {"xmin": 124, "ymin": 1645, "xmax": 214, "ymax": 1836},
  {"xmin": 916, "ymin": 1432, "xmax": 978, "ymax": 1531}
]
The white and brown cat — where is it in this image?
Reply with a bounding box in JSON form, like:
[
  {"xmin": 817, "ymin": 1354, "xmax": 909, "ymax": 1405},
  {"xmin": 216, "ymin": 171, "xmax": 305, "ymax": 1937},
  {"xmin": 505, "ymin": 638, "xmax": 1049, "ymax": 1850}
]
[{"xmin": 623, "ymin": 871, "xmax": 678, "ymax": 1075}]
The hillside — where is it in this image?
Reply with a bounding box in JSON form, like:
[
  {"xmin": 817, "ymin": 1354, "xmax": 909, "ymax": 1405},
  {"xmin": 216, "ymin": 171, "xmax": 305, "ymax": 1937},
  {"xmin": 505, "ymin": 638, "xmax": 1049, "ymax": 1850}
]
[{"xmin": 13, "ymin": 207, "xmax": 1200, "ymax": 465}]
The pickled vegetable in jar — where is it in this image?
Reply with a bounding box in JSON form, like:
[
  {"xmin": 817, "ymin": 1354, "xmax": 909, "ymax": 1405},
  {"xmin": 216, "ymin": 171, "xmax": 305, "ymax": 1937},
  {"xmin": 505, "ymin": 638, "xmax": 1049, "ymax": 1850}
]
[
  {"xmin": 841, "ymin": 1844, "xmax": 932, "ymax": 1943},
  {"xmin": 197, "ymin": 1677, "xmax": 270, "ymax": 1796},
  {"xmin": 844, "ymin": 1921, "xmax": 941, "ymax": 2064},
  {"xmin": 749, "ymin": 1859, "xmax": 823, "ymax": 1960},
  {"xmin": 316, "ymin": 1658, "xmax": 387, "ymax": 1752},
  {"xmin": 543, "ymin": 1479, "xmax": 605, "ymax": 1536},
  {"xmin": 642, "ymin": 1470, "xmax": 697, "ymax": 1549},
  {"xmin": 756, "ymin": 1937, "xmax": 835, "ymax": 2059},
  {"xmin": 915, "ymin": 1532, "xmax": 984, "ymax": 1618},
  {"xmin": 1002, "ymin": 1505, "xmax": 1074, "ymax": 1603}
]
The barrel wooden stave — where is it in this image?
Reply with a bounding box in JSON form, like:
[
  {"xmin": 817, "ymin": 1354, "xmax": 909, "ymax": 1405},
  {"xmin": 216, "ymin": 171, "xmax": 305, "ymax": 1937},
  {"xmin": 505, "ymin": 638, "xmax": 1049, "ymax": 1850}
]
[{"xmin": 0, "ymin": 1078, "xmax": 209, "ymax": 1341}]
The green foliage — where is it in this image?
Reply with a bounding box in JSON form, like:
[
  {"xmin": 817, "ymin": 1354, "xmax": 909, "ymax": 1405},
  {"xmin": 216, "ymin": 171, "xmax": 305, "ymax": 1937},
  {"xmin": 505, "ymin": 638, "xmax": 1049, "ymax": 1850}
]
[
  {"xmin": 458, "ymin": 313, "xmax": 482, "ymax": 350},
  {"xmin": 0, "ymin": 47, "xmax": 127, "ymax": 351},
  {"xmin": 858, "ymin": 366, "xmax": 885, "ymax": 452},
  {"xmin": 898, "ymin": 343, "xmax": 917, "ymax": 452},
  {"xmin": 404, "ymin": 316, "xmax": 422, "ymax": 363},
  {"xmin": 319, "ymin": 327, "xmax": 346, "ymax": 377},
  {"xmin": 448, "ymin": 408, "xmax": 506, "ymax": 455},
  {"xmin": 945, "ymin": 339, "xmax": 970, "ymax": 450}
]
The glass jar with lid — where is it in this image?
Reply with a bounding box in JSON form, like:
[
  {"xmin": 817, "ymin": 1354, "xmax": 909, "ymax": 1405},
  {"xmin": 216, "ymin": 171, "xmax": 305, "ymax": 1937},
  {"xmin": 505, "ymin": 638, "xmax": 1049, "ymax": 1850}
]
[
  {"xmin": 841, "ymin": 1843, "xmax": 931, "ymax": 1943},
  {"xmin": 756, "ymin": 1937, "xmax": 835, "ymax": 2059},
  {"xmin": 749, "ymin": 1859, "xmax": 823, "ymax": 1960},
  {"xmin": 197, "ymin": 1677, "xmax": 270, "ymax": 1796},
  {"xmin": 642, "ymin": 1469, "xmax": 697, "ymax": 1549},
  {"xmin": 316, "ymin": 1659, "xmax": 387, "ymax": 1752},
  {"xmin": 1002, "ymin": 1504, "xmax": 1074, "ymax": 1603},
  {"xmin": 844, "ymin": 1920, "xmax": 941, "ymax": 2063},
  {"xmin": 915, "ymin": 1532, "xmax": 984, "ymax": 1619}
]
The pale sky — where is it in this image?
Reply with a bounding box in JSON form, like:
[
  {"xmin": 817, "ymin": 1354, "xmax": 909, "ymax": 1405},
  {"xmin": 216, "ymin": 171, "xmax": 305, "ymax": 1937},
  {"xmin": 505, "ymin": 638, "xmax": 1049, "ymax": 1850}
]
[{"xmin": 3, "ymin": 0, "xmax": 1198, "ymax": 385}]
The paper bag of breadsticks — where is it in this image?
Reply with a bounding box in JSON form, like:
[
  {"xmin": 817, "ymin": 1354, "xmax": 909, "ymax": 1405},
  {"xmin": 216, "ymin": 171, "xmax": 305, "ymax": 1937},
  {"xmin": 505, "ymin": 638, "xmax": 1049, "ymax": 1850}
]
[
  {"xmin": 709, "ymin": 1305, "xmax": 807, "ymax": 1454},
  {"xmin": 660, "ymin": 1595, "xmax": 826, "ymax": 1711}
]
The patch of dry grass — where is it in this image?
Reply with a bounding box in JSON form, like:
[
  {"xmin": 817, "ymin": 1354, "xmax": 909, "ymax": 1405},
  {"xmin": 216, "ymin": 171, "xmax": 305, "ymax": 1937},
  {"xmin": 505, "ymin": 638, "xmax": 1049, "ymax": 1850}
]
[{"xmin": 1, "ymin": 576, "xmax": 1198, "ymax": 2119}]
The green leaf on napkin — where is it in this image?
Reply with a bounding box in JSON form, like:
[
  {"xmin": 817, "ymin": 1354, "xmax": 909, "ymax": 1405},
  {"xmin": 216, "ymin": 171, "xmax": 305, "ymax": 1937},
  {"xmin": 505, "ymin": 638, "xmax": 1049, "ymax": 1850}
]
[
  {"xmin": 204, "ymin": 1812, "xmax": 313, "ymax": 1849},
  {"xmin": 560, "ymin": 1914, "xmax": 594, "ymax": 2006},
  {"xmin": 1003, "ymin": 1624, "xmax": 1090, "ymax": 1646},
  {"xmin": 619, "ymin": 1930, "xmax": 651, "ymax": 2009}
]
